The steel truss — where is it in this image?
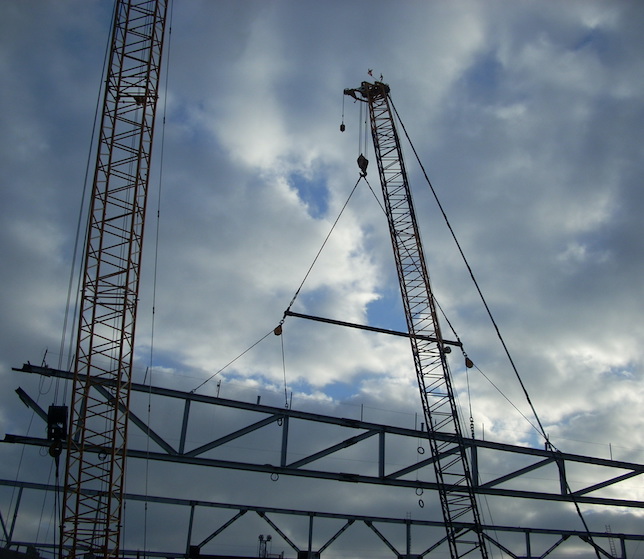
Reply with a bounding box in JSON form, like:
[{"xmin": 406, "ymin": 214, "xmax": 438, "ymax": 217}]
[
  {"xmin": 5, "ymin": 364, "xmax": 644, "ymax": 558},
  {"xmin": 63, "ymin": 1, "xmax": 167, "ymax": 557},
  {"xmin": 1, "ymin": 478, "xmax": 640, "ymax": 559}
]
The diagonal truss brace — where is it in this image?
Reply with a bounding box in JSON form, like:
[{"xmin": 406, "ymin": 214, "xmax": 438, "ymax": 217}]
[
  {"xmin": 1, "ymin": 478, "xmax": 640, "ymax": 559},
  {"xmin": 8, "ymin": 363, "xmax": 644, "ymax": 513}
]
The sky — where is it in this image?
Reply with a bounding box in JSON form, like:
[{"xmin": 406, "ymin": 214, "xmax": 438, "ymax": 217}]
[{"xmin": 1, "ymin": 1, "xmax": 644, "ymax": 557}]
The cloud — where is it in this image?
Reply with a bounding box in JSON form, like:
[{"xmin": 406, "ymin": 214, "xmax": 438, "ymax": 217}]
[{"xmin": 2, "ymin": 1, "xmax": 644, "ymax": 557}]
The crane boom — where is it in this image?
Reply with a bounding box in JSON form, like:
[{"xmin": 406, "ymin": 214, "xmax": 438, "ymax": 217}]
[
  {"xmin": 61, "ymin": 1, "xmax": 167, "ymax": 557},
  {"xmin": 344, "ymin": 81, "xmax": 488, "ymax": 559}
]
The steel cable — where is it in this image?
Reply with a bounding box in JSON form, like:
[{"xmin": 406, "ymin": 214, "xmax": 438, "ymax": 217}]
[
  {"xmin": 389, "ymin": 97, "xmax": 549, "ymax": 443},
  {"xmin": 283, "ymin": 174, "xmax": 363, "ymax": 318},
  {"xmin": 390, "ymin": 94, "xmax": 601, "ymax": 559}
]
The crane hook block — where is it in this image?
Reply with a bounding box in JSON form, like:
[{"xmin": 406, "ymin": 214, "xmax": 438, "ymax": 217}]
[
  {"xmin": 357, "ymin": 154, "xmax": 369, "ymax": 177},
  {"xmin": 340, "ymin": 123, "xmax": 346, "ymax": 132}
]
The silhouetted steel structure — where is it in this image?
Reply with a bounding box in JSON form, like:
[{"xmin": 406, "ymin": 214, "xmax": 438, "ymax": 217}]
[
  {"xmin": 5, "ymin": 17, "xmax": 644, "ymax": 557},
  {"xmin": 6, "ymin": 364, "xmax": 644, "ymax": 558},
  {"xmin": 344, "ymin": 82, "xmax": 487, "ymax": 559},
  {"xmin": 61, "ymin": 1, "xmax": 167, "ymax": 557}
]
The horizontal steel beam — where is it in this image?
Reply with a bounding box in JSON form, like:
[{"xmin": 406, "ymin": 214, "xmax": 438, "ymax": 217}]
[
  {"xmin": 2, "ymin": 477, "xmax": 643, "ymax": 540},
  {"xmin": 5, "ymin": 433, "xmax": 644, "ymax": 509},
  {"xmin": 6, "ymin": 363, "xmax": 644, "ymax": 511},
  {"xmin": 284, "ymin": 310, "xmax": 462, "ymax": 347}
]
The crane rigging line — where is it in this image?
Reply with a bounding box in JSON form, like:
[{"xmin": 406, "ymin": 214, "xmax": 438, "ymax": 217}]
[
  {"xmin": 143, "ymin": 0, "xmax": 175, "ymax": 554},
  {"xmin": 388, "ymin": 97, "xmax": 549, "ymax": 444},
  {"xmin": 283, "ymin": 174, "xmax": 363, "ymax": 318},
  {"xmin": 280, "ymin": 328, "xmax": 289, "ymax": 409},
  {"xmin": 389, "ymin": 95, "xmax": 601, "ymax": 558},
  {"xmin": 191, "ymin": 174, "xmax": 365, "ymax": 394},
  {"xmin": 56, "ymin": 1, "xmax": 116, "ymax": 388},
  {"xmin": 190, "ymin": 327, "xmax": 276, "ymax": 394},
  {"xmin": 145, "ymin": 0, "xmax": 175, "ymax": 387}
]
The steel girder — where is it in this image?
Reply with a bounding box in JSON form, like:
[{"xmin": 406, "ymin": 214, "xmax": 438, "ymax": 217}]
[
  {"xmin": 1, "ymin": 478, "xmax": 642, "ymax": 559},
  {"xmin": 5, "ymin": 363, "xmax": 644, "ymax": 558}
]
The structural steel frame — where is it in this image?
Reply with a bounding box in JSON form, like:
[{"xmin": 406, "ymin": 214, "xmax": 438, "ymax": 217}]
[
  {"xmin": 1, "ymin": 478, "xmax": 640, "ymax": 559},
  {"xmin": 4, "ymin": 364, "xmax": 644, "ymax": 558}
]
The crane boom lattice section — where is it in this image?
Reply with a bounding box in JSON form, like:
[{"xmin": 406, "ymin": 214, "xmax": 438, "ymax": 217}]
[
  {"xmin": 62, "ymin": 1, "xmax": 167, "ymax": 557},
  {"xmin": 345, "ymin": 81, "xmax": 488, "ymax": 559}
]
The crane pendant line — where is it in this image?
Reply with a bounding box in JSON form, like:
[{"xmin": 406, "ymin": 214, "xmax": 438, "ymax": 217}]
[
  {"xmin": 344, "ymin": 81, "xmax": 488, "ymax": 559},
  {"xmin": 61, "ymin": 2, "xmax": 168, "ymax": 558}
]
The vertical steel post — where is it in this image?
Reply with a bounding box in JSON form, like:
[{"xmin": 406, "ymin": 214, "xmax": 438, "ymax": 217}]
[
  {"xmin": 179, "ymin": 400, "xmax": 192, "ymax": 455},
  {"xmin": 307, "ymin": 514, "xmax": 314, "ymax": 558},
  {"xmin": 186, "ymin": 503, "xmax": 196, "ymax": 559},
  {"xmin": 280, "ymin": 415, "xmax": 290, "ymax": 467}
]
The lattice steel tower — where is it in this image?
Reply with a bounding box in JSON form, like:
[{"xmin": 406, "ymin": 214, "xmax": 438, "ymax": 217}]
[
  {"xmin": 344, "ymin": 81, "xmax": 489, "ymax": 559},
  {"xmin": 61, "ymin": 1, "xmax": 167, "ymax": 557}
]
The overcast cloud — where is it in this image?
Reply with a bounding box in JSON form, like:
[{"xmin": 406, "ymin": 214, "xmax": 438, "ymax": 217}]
[{"xmin": 2, "ymin": 1, "xmax": 644, "ymax": 558}]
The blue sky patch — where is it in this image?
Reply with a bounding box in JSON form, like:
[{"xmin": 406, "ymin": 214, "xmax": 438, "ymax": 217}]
[
  {"xmin": 462, "ymin": 51, "xmax": 505, "ymax": 104},
  {"xmin": 366, "ymin": 288, "xmax": 406, "ymax": 332},
  {"xmin": 289, "ymin": 171, "xmax": 329, "ymax": 218}
]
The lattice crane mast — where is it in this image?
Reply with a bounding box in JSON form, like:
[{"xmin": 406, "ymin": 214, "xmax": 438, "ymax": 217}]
[
  {"xmin": 344, "ymin": 81, "xmax": 488, "ymax": 559},
  {"xmin": 61, "ymin": 1, "xmax": 167, "ymax": 557}
]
